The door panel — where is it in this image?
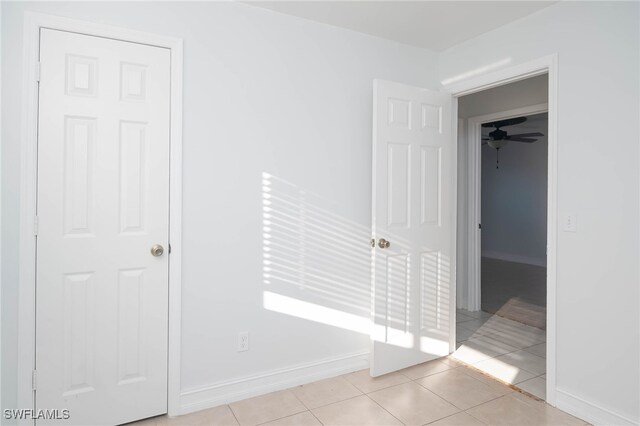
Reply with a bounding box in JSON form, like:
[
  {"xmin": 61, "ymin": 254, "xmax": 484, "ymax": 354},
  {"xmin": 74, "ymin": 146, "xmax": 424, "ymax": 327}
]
[
  {"xmin": 387, "ymin": 143, "xmax": 411, "ymax": 227},
  {"xmin": 36, "ymin": 29, "xmax": 170, "ymax": 425},
  {"xmin": 371, "ymin": 80, "xmax": 454, "ymax": 376}
]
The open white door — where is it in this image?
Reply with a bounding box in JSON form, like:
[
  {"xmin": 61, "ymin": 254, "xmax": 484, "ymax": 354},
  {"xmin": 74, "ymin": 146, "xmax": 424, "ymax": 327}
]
[{"xmin": 371, "ymin": 80, "xmax": 455, "ymax": 376}]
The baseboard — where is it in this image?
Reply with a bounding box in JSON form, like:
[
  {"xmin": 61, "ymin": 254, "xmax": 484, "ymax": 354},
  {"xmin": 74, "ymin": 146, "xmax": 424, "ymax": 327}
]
[
  {"xmin": 482, "ymin": 250, "xmax": 546, "ymax": 267},
  {"xmin": 556, "ymin": 389, "xmax": 638, "ymax": 426},
  {"xmin": 178, "ymin": 351, "xmax": 370, "ymax": 415}
]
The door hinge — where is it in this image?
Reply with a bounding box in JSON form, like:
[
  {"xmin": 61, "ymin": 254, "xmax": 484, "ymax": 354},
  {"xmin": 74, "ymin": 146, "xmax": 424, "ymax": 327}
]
[
  {"xmin": 32, "ymin": 370, "xmax": 37, "ymax": 390},
  {"xmin": 478, "ymin": 223, "xmax": 482, "ymax": 230},
  {"xmin": 35, "ymin": 61, "xmax": 41, "ymax": 82},
  {"xmin": 33, "ymin": 216, "xmax": 39, "ymax": 236}
]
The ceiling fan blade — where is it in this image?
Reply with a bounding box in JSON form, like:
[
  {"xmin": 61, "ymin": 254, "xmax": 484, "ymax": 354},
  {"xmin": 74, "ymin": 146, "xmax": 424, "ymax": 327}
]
[
  {"xmin": 508, "ymin": 132, "xmax": 544, "ymax": 138},
  {"xmin": 481, "ymin": 116, "xmax": 527, "ymax": 129},
  {"xmin": 508, "ymin": 137, "xmax": 537, "ymax": 143}
]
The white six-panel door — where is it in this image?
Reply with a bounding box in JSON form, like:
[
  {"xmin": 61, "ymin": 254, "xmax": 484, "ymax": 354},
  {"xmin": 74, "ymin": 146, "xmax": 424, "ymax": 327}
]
[
  {"xmin": 371, "ymin": 80, "xmax": 454, "ymax": 376},
  {"xmin": 36, "ymin": 29, "xmax": 170, "ymax": 425}
]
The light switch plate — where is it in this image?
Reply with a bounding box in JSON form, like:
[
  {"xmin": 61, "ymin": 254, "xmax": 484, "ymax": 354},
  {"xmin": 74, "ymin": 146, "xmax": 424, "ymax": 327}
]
[{"xmin": 563, "ymin": 213, "xmax": 577, "ymax": 232}]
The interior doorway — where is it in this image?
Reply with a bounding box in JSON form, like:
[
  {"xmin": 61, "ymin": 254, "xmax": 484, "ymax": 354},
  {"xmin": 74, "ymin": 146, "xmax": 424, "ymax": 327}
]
[
  {"xmin": 481, "ymin": 111, "xmax": 548, "ymax": 330},
  {"xmin": 452, "ymin": 74, "xmax": 550, "ymax": 400}
]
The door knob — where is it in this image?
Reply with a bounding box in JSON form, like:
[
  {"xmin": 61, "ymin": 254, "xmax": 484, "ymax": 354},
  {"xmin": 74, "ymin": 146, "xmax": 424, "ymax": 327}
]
[
  {"xmin": 378, "ymin": 238, "xmax": 390, "ymax": 249},
  {"xmin": 150, "ymin": 244, "xmax": 164, "ymax": 257}
]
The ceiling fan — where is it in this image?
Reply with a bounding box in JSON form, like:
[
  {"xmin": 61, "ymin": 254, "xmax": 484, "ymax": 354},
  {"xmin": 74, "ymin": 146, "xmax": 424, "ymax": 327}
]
[{"xmin": 482, "ymin": 116, "xmax": 544, "ymax": 168}]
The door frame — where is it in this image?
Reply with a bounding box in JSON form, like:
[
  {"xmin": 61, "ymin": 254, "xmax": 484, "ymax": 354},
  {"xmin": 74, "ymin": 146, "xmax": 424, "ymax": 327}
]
[
  {"xmin": 17, "ymin": 12, "xmax": 184, "ymax": 419},
  {"xmin": 442, "ymin": 54, "xmax": 558, "ymax": 406},
  {"xmin": 464, "ymin": 102, "xmax": 549, "ymax": 312}
]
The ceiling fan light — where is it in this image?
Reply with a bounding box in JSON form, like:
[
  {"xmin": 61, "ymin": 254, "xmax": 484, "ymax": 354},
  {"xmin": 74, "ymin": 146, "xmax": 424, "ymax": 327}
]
[{"xmin": 488, "ymin": 139, "xmax": 508, "ymax": 150}]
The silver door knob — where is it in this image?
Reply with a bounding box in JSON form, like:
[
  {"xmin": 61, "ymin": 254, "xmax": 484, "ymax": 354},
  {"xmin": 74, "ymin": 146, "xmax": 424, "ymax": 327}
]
[
  {"xmin": 378, "ymin": 239, "xmax": 390, "ymax": 249},
  {"xmin": 151, "ymin": 244, "xmax": 164, "ymax": 257}
]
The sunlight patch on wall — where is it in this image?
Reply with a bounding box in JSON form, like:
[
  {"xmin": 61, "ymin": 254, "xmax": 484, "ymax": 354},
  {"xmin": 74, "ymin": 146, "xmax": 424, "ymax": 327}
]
[
  {"xmin": 261, "ymin": 171, "xmax": 372, "ymax": 330},
  {"xmin": 263, "ymin": 291, "xmax": 370, "ymax": 334}
]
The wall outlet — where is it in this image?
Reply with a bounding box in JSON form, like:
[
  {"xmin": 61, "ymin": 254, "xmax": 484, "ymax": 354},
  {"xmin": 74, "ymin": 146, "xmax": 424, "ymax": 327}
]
[
  {"xmin": 238, "ymin": 332, "xmax": 249, "ymax": 352},
  {"xmin": 563, "ymin": 213, "xmax": 577, "ymax": 232}
]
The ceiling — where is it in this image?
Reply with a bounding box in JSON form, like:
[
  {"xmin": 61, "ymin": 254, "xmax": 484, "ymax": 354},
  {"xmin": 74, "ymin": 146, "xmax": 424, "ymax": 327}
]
[{"xmin": 244, "ymin": 1, "xmax": 558, "ymax": 51}]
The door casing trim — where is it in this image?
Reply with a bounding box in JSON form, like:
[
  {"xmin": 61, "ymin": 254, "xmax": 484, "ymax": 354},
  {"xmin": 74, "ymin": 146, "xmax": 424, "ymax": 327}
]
[
  {"xmin": 17, "ymin": 11, "xmax": 184, "ymax": 420},
  {"xmin": 441, "ymin": 54, "xmax": 558, "ymax": 406}
]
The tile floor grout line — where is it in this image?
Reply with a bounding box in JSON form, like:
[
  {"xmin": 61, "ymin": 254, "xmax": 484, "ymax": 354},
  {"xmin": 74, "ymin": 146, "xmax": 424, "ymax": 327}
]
[
  {"xmin": 412, "ymin": 379, "xmax": 479, "ymax": 413},
  {"xmin": 306, "ymin": 408, "xmax": 325, "ymax": 426},
  {"xmin": 471, "ymin": 353, "xmax": 546, "ymax": 378},
  {"xmin": 226, "ymin": 403, "xmax": 242, "ymax": 426},
  {"xmin": 283, "ymin": 388, "xmax": 322, "ymax": 424},
  {"xmin": 362, "ymin": 392, "xmax": 413, "ymax": 426},
  {"xmin": 461, "ymin": 327, "xmax": 546, "ymax": 341},
  {"xmin": 309, "ymin": 393, "xmax": 367, "ymax": 412},
  {"xmin": 284, "ymin": 375, "xmax": 363, "ymax": 424},
  {"xmin": 289, "ymin": 385, "xmax": 312, "ymax": 411},
  {"xmin": 404, "ymin": 362, "xmax": 460, "ymax": 382},
  {"xmin": 455, "ymin": 358, "xmax": 546, "ymax": 399},
  {"xmin": 475, "ymin": 332, "xmax": 546, "ymax": 345},
  {"xmin": 234, "ymin": 389, "xmax": 308, "ymax": 426},
  {"xmin": 423, "ymin": 410, "xmax": 489, "ymax": 426},
  {"xmin": 462, "ymin": 401, "xmax": 494, "ymax": 426},
  {"xmin": 401, "ymin": 379, "xmax": 465, "ymax": 420},
  {"xmin": 253, "ymin": 409, "xmax": 316, "ymax": 426},
  {"xmin": 412, "ymin": 365, "xmax": 514, "ymax": 411},
  {"xmin": 452, "ymin": 318, "xmax": 548, "ymax": 396},
  {"xmin": 458, "ymin": 333, "xmax": 546, "ymax": 360},
  {"xmin": 346, "ymin": 369, "xmax": 414, "ymax": 393},
  {"xmin": 457, "ymin": 391, "xmax": 510, "ymax": 412},
  {"xmin": 228, "ymin": 403, "xmax": 242, "ymax": 426}
]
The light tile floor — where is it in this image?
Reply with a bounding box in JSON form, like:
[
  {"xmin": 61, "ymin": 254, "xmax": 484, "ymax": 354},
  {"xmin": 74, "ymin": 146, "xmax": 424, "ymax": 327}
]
[
  {"xmin": 454, "ymin": 308, "xmax": 547, "ymax": 401},
  {"xmin": 131, "ymin": 340, "xmax": 582, "ymax": 426}
]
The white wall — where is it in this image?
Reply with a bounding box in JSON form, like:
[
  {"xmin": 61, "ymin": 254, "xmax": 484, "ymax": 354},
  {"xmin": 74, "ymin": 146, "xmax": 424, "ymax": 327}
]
[
  {"xmin": 1, "ymin": 1, "xmax": 439, "ymax": 413},
  {"xmin": 481, "ymin": 116, "xmax": 548, "ymax": 266},
  {"xmin": 443, "ymin": 2, "xmax": 639, "ymax": 424}
]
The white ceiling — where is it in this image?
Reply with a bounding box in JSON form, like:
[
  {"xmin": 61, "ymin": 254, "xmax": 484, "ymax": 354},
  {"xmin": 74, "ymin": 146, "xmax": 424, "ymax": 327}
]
[{"xmin": 244, "ymin": 1, "xmax": 558, "ymax": 51}]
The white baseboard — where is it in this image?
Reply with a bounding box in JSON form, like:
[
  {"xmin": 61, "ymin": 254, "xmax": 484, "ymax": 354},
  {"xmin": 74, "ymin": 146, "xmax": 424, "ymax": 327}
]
[
  {"xmin": 482, "ymin": 250, "xmax": 546, "ymax": 267},
  {"xmin": 556, "ymin": 389, "xmax": 638, "ymax": 426},
  {"xmin": 178, "ymin": 351, "xmax": 370, "ymax": 416}
]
